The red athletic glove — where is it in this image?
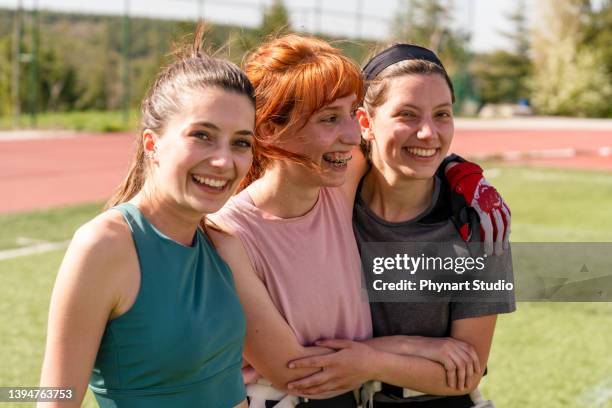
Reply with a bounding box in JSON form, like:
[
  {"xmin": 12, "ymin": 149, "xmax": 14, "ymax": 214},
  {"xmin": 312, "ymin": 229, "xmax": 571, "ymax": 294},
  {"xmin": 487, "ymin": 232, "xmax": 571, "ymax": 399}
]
[{"xmin": 446, "ymin": 162, "xmax": 511, "ymax": 255}]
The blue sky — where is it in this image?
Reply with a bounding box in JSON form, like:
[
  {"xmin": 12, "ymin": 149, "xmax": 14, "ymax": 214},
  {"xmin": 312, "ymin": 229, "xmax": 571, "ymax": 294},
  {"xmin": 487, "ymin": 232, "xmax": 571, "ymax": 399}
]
[{"xmin": 0, "ymin": 0, "xmax": 533, "ymax": 52}]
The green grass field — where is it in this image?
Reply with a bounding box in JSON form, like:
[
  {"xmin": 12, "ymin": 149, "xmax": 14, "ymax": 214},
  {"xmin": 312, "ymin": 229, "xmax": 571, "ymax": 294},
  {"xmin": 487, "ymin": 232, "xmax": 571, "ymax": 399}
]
[
  {"xmin": 0, "ymin": 165, "xmax": 610, "ymax": 407},
  {"xmin": 0, "ymin": 110, "xmax": 138, "ymax": 133}
]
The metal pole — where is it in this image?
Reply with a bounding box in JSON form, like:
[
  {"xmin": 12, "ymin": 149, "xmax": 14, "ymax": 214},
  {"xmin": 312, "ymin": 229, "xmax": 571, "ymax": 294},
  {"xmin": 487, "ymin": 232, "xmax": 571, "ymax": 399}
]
[
  {"xmin": 12, "ymin": 0, "xmax": 22, "ymax": 127},
  {"xmin": 197, "ymin": 0, "xmax": 204, "ymax": 20},
  {"xmin": 314, "ymin": 0, "xmax": 322, "ymax": 34},
  {"xmin": 355, "ymin": 0, "xmax": 363, "ymax": 39},
  {"xmin": 467, "ymin": 0, "xmax": 474, "ymax": 46},
  {"xmin": 30, "ymin": 0, "xmax": 39, "ymax": 127},
  {"xmin": 122, "ymin": 0, "xmax": 130, "ymax": 126}
]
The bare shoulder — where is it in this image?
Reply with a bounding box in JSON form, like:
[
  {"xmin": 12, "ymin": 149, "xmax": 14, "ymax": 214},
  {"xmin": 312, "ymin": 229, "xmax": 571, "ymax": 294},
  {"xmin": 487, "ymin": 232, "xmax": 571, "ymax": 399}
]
[
  {"xmin": 72, "ymin": 209, "xmax": 132, "ymax": 253},
  {"xmin": 206, "ymin": 222, "xmax": 242, "ymax": 256},
  {"xmin": 40, "ymin": 209, "xmax": 138, "ymax": 395},
  {"xmin": 205, "ymin": 214, "xmax": 241, "ymax": 250},
  {"xmin": 61, "ymin": 209, "xmax": 137, "ymax": 291},
  {"xmin": 205, "ymin": 211, "xmax": 235, "ymax": 234},
  {"xmin": 205, "ymin": 220, "xmax": 257, "ymax": 281}
]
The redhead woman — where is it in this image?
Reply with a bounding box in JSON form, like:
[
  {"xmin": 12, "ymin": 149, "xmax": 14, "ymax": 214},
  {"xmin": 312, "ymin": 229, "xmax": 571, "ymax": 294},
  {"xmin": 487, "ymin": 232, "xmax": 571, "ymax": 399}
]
[
  {"xmin": 208, "ymin": 35, "xmax": 511, "ymax": 408},
  {"xmin": 39, "ymin": 27, "xmax": 255, "ymax": 408},
  {"xmin": 208, "ymin": 34, "xmax": 371, "ymax": 407}
]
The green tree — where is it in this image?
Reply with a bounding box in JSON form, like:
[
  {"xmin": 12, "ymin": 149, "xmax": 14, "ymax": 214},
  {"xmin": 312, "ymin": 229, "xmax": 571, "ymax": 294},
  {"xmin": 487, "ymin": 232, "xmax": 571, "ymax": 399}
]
[
  {"xmin": 530, "ymin": 0, "xmax": 612, "ymax": 117},
  {"xmin": 228, "ymin": 0, "xmax": 291, "ymax": 66},
  {"xmin": 392, "ymin": 0, "xmax": 446, "ymax": 48},
  {"xmin": 391, "ymin": 0, "xmax": 469, "ymax": 74},
  {"xmin": 470, "ymin": 51, "xmax": 531, "ymax": 104},
  {"xmin": 38, "ymin": 45, "xmax": 79, "ymax": 111},
  {"xmin": 0, "ymin": 36, "xmax": 12, "ymax": 116},
  {"xmin": 581, "ymin": 0, "xmax": 612, "ymax": 81},
  {"xmin": 501, "ymin": 0, "xmax": 530, "ymax": 58},
  {"xmin": 470, "ymin": 0, "xmax": 532, "ymax": 104},
  {"xmin": 259, "ymin": 0, "xmax": 291, "ymax": 38}
]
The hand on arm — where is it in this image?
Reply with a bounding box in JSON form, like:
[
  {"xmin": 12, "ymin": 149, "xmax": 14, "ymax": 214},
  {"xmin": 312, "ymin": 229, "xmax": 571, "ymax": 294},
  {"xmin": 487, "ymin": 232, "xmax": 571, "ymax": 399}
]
[
  {"xmin": 286, "ymin": 339, "xmax": 378, "ymax": 395},
  {"xmin": 38, "ymin": 217, "xmax": 131, "ymax": 407},
  {"xmin": 286, "ymin": 315, "xmax": 497, "ymax": 396},
  {"xmin": 372, "ymin": 315, "xmax": 497, "ymax": 395},
  {"xmin": 288, "ymin": 337, "xmax": 476, "ymax": 396},
  {"xmin": 364, "ymin": 335, "xmax": 480, "ymax": 390}
]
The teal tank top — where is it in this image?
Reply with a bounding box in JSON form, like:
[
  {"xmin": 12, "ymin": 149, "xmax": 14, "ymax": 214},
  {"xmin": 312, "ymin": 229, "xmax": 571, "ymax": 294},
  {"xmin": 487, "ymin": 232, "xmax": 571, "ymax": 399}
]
[{"xmin": 89, "ymin": 203, "xmax": 246, "ymax": 407}]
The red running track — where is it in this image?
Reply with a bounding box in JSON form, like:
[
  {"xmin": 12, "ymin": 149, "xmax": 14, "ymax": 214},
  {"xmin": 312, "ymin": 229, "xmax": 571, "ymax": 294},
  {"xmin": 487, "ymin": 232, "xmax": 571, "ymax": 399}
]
[
  {"xmin": 0, "ymin": 129, "xmax": 610, "ymax": 214},
  {"xmin": 1, "ymin": 133, "xmax": 134, "ymax": 214}
]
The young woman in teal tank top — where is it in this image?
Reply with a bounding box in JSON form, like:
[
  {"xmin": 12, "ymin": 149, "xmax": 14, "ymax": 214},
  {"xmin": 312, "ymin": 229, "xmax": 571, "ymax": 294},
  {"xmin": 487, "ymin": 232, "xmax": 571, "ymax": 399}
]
[{"xmin": 39, "ymin": 25, "xmax": 256, "ymax": 408}]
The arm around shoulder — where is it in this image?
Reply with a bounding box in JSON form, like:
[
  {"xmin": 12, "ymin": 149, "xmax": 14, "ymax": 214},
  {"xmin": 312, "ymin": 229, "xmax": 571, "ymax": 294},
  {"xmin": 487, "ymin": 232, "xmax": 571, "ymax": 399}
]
[
  {"xmin": 339, "ymin": 145, "xmax": 368, "ymax": 206},
  {"xmin": 38, "ymin": 212, "xmax": 136, "ymax": 407}
]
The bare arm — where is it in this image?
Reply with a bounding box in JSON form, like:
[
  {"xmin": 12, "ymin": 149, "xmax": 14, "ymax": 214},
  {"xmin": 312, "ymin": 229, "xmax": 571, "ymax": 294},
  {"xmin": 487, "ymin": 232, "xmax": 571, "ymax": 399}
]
[
  {"xmin": 38, "ymin": 215, "xmax": 133, "ymax": 407},
  {"xmin": 208, "ymin": 227, "xmax": 341, "ymax": 396},
  {"xmin": 363, "ymin": 334, "xmax": 481, "ymax": 389},
  {"xmin": 288, "ymin": 315, "xmax": 497, "ymax": 396},
  {"xmin": 374, "ymin": 315, "xmax": 497, "ymax": 394}
]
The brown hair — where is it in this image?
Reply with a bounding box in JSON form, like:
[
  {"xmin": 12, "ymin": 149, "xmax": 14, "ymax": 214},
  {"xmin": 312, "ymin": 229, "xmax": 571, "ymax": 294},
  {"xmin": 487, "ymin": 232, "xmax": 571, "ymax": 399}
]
[
  {"xmin": 361, "ymin": 57, "xmax": 455, "ymax": 159},
  {"xmin": 363, "ymin": 58, "xmax": 455, "ymax": 118},
  {"xmin": 104, "ymin": 24, "xmax": 255, "ymax": 209},
  {"xmin": 240, "ymin": 34, "xmax": 364, "ymax": 190}
]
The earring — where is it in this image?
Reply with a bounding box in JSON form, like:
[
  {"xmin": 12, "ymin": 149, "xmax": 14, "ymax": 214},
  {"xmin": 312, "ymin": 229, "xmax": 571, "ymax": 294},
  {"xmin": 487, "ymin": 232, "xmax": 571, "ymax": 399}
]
[{"xmin": 146, "ymin": 147, "xmax": 157, "ymax": 160}]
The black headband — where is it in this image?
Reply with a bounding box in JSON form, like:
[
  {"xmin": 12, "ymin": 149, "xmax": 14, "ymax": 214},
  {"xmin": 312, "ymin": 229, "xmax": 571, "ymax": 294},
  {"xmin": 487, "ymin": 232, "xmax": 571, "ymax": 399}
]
[{"xmin": 362, "ymin": 44, "xmax": 446, "ymax": 81}]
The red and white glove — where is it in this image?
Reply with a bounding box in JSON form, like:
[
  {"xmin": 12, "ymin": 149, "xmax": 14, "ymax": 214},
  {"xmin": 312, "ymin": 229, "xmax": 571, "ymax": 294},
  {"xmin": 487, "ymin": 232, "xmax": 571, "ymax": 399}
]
[{"xmin": 446, "ymin": 162, "xmax": 511, "ymax": 256}]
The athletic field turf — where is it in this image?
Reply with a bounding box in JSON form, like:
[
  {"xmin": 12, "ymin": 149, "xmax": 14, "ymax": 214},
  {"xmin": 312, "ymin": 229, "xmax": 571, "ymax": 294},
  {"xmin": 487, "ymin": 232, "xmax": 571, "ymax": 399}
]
[{"xmin": 0, "ymin": 165, "xmax": 610, "ymax": 407}]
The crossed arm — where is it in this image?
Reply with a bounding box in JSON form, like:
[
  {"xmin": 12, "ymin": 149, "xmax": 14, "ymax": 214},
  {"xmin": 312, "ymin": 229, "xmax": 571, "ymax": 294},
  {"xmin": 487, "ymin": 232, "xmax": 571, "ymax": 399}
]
[
  {"xmin": 285, "ymin": 315, "xmax": 497, "ymax": 396},
  {"xmin": 209, "ymin": 222, "xmax": 497, "ymax": 398}
]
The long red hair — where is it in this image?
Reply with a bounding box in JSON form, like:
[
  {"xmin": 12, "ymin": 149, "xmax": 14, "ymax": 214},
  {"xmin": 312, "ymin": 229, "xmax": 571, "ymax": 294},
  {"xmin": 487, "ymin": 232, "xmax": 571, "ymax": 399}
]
[{"xmin": 241, "ymin": 34, "xmax": 364, "ymax": 189}]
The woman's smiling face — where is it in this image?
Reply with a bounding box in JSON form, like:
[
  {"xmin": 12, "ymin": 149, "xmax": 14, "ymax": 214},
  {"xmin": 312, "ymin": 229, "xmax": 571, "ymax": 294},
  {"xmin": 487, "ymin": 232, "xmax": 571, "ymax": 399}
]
[
  {"xmin": 279, "ymin": 93, "xmax": 361, "ymax": 188},
  {"xmin": 365, "ymin": 73, "xmax": 454, "ymax": 181},
  {"xmin": 146, "ymin": 87, "xmax": 255, "ymax": 216}
]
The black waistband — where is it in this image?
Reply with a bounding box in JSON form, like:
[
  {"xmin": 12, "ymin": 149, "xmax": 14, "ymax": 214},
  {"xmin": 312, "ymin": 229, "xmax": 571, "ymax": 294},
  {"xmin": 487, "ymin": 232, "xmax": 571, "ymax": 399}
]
[
  {"xmin": 373, "ymin": 394, "xmax": 473, "ymax": 408},
  {"xmin": 257, "ymin": 391, "xmax": 357, "ymax": 408}
]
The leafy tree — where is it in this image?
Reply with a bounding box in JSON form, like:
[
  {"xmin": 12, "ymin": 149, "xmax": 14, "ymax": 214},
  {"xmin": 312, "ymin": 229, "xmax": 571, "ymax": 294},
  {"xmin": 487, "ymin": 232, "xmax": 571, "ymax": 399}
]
[
  {"xmin": 392, "ymin": 0, "xmax": 446, "ymax": 49},
  {"xmin": 259, "ymin": 0, "xmax": 291, "ymax": 38},
  {"xmin": 581, "ymin": 0, "xmax": 612, "ymax": 79},
  {"xmin": 501, "ymin": 0, "xmax": 530, "ymax": 58},
  {"xmin": 0, "ymin": 36, "xmax": 12, "ymax": 116},
  {"xmin": 470, "ymin": 0, "xmax": 532, "ymax": 104},
  {"xmin": 470, "ymin": 51, "xmax": 531, "ymax": 103},
  {"xmin": 530, "ymin": 0, "xmax": 612, "ymax": 117},
  {"xmin": 391, "ymin": 0, "xmax": 469, "ymax": 74}
]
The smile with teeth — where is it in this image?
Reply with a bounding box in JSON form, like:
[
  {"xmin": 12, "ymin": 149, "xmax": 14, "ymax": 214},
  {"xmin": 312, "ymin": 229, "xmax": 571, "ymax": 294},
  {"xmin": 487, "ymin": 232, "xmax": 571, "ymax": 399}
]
[
  {"xmin": 405, "ymin": 147, "xmax": 438, "ymax": 158},
  {"xmin": 191, "ymin": 174, "xmax": 229, "ymax": 189},
  {"xmin": 322, "ymin": 152, "xmax": 353, "ymax": 167}
]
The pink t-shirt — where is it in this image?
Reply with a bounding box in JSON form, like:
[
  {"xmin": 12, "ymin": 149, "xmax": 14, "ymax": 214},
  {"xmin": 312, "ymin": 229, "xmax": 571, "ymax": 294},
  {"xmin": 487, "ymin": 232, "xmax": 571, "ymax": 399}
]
[{"xmin": 211, "ymin": 187, "xmax": 372, "ymax": 345}]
